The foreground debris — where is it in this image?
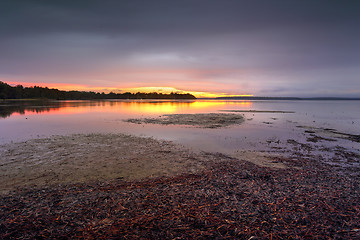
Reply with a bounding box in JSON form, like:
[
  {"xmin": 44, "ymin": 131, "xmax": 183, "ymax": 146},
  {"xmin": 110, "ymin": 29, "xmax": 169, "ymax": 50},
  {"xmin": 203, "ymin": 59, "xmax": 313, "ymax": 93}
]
[{"xmin": 1, "ymin": 153, "xmax": 359, "ymax": 239}]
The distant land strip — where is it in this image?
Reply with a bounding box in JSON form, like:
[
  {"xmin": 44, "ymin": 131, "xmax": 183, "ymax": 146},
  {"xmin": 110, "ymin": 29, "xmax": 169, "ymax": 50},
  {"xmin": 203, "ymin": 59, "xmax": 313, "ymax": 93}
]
[
  {"xmin": 0, "ymin": 81, "xmax": 196, "ymax": 100},
  {"xmin": 220, "ymin": 110, "xmax": 295, "ymax": 113},
  {"xmin": 213, "ymin": 96, "xmax": 360, "ymax": 100}
]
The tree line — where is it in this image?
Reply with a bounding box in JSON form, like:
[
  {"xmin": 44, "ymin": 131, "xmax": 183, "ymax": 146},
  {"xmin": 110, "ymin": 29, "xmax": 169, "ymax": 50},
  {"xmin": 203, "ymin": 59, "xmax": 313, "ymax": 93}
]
[{"xmin": 0, "ymin": 81, "xmax": 196, "ymax": 100}]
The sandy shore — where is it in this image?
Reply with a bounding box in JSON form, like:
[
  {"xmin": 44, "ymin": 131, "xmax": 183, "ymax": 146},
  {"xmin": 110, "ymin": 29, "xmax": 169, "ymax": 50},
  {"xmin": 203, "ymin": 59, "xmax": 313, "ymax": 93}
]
[
  {"xmin": 1, "ymin": 133, "xmax": 359, "ymax": 239},
  {"xmin": 1, "ymin": 137, "xmax": 359, "ymax": 239}
]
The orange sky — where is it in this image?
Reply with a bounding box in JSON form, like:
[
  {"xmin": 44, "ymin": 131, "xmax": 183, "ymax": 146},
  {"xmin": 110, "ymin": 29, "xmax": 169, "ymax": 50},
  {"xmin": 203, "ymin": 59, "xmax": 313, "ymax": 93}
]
[{"xmin": 4, "ymin": 81, "xmax": 253, "ymax": 98}]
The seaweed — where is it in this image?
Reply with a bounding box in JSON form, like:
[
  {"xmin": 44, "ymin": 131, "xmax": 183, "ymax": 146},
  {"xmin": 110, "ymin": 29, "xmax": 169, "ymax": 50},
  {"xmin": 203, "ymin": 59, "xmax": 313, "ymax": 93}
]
[{"xmin": 1, "ymin": 155, "xmax": 359, "ymax": 239}]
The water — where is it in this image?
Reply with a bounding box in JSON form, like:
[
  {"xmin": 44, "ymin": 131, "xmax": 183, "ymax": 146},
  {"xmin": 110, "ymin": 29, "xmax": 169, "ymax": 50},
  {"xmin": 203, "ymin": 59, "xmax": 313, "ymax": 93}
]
[{"xmin": 0, "ymin": 99, "xmax": 359, "ymax": 157}]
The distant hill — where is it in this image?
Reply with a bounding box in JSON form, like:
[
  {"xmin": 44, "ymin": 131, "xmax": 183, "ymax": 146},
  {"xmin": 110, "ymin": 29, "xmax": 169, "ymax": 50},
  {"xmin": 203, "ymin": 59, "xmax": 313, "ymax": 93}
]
[{"xmin": 0, "ymin": 81, "xmax": 196, "ymax": 100}]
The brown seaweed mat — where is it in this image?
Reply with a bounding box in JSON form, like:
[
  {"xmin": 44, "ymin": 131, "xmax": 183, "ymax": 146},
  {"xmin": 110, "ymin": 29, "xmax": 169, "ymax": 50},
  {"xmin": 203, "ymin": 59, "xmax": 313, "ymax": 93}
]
[{"xmin": 1, "ymin": 154, "xmax": 359, "ymax": 239}]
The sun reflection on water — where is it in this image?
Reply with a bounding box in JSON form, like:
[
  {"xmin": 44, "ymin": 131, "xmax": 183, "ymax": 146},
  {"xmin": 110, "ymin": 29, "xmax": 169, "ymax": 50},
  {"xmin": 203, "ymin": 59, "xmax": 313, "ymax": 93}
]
[{"xmin": 1, "ymin": 100, "xmax": 253, "ymax": 118}]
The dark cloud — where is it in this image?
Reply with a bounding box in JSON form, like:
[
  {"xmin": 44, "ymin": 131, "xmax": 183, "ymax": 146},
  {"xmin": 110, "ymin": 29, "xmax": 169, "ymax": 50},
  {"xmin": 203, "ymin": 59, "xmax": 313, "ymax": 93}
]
[
  {"xmin": 0, "ymin": 0, "xmax": 359, "ymax": 96},
  {"xmin": 2, "ymin": 0, "xmax": 359, "ymax": 37}
]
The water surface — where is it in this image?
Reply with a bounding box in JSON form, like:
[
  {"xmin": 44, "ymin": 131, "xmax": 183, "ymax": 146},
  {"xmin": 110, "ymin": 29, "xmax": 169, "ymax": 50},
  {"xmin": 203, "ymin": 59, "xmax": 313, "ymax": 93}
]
[{"xmin": 1, "ymin": 99, "xmax": 359, "ymax": 157}]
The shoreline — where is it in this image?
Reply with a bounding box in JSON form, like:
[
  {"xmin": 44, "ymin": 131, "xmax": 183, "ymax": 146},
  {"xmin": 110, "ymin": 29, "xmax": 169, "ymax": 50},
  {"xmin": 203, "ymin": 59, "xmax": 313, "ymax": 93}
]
[{"xmin": 1, "ymin": 133, "xmax": 359, "ymax": 238}]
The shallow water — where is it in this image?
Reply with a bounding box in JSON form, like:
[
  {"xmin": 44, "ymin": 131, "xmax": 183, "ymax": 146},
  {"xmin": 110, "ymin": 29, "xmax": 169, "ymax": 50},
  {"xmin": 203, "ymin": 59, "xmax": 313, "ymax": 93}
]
[{"xmin": 0, "ymin": 99, "xmax": 359, "ymax": 158}]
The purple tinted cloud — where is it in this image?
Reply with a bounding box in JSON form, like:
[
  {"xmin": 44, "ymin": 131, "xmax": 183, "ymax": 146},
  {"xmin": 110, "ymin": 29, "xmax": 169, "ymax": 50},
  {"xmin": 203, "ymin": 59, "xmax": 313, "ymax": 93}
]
[{"xmin": 0, "ymin": 0, "xmax": 359, "ymax": 97}]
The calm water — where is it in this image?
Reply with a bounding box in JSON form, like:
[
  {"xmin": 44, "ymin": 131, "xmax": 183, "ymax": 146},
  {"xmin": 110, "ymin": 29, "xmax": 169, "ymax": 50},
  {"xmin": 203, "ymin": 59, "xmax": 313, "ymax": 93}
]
[{"xmin": 0, "ymin": 99, "xmax": 359, "ymax": 156}]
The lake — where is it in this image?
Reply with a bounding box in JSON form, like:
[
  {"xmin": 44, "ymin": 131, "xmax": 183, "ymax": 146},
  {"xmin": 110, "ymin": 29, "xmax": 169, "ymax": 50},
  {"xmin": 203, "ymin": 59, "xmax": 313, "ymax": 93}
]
[{"xmin": 0, "ymin": 99, "xmax": 359, "ymax": 158}]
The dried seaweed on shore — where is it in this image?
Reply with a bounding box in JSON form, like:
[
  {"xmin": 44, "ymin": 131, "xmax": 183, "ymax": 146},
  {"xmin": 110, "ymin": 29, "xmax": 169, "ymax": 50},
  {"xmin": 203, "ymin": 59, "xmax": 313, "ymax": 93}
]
[{"xmin": 1, "ymin": 154, "xmax": 359, "ymax": 239}]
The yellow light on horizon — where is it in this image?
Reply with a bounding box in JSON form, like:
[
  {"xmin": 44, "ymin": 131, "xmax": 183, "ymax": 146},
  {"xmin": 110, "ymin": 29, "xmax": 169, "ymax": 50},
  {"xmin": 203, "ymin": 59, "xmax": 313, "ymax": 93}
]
[
  {"xmin": 121, "ymin": 87, "xmax": 253, "ymax": 98},
  {"xmin": 3, "ymin": 81, "xmax": 253, "ymax": 98}
]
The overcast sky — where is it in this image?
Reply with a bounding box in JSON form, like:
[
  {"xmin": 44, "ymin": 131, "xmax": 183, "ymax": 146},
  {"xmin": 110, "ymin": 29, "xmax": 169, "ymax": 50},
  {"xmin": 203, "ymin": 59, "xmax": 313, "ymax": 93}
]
[{"xmin": 1, "ymin": 0, "xmax": 359, "ymax": 97}]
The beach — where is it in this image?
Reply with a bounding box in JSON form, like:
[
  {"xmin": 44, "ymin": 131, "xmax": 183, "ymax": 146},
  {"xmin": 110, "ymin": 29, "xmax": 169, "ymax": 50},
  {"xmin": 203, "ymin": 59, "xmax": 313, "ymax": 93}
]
[{"xmin": 1, "ymin": 130, "xmax": 359, "ymax": 239}]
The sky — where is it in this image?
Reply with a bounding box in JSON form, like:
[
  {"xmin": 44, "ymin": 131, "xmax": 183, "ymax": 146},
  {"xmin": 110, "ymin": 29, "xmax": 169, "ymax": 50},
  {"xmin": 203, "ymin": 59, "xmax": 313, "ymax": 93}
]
[{"xmin": 0, "ymin": 0, "xmax": 359, "ymax": 97}]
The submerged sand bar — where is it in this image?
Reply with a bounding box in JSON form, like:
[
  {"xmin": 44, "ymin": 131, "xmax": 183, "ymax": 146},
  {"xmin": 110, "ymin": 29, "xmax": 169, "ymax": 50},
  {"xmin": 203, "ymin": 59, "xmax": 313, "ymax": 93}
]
[{"xmin": 125, "ymin": 113, "xmax": 245, "ymax": 128}]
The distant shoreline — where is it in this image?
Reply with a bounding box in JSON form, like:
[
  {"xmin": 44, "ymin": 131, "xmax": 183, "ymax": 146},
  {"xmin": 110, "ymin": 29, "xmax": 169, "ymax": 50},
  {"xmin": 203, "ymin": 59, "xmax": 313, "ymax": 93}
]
[
  {"xmin": 2, "ymin": 97, "xmax": 360, "ymax": 102},
  {"xmin": 201, "ymin": 96, "xmax": 360, "ymax": 101},
  {"xmin": 0, "ymin": 81, "xmax": 196, "ymax": 100}
]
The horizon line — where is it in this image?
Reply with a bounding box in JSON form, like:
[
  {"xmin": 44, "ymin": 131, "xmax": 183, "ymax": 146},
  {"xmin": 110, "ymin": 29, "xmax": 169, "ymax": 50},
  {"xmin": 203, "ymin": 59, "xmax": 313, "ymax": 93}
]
[{"xmin": 2, "ymin": 80, "xmax": 359, "ymax": 99}]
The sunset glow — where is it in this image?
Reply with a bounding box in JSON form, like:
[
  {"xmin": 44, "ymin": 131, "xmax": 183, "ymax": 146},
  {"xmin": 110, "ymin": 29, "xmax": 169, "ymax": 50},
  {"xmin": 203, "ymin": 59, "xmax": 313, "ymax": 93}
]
[
  {"xmin": 5, "ymin": 100, "xmax": 254, "ymax": 118},
  {"xmin": 1, "ymin": 1, "xmax": 359, "ymax": 98},
  {"xmin": 4, "ymin": 81, "xmax": 253, "ymax": 98}
]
